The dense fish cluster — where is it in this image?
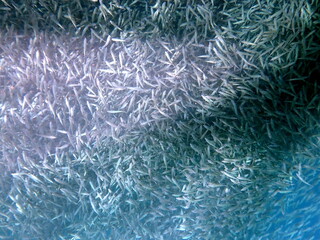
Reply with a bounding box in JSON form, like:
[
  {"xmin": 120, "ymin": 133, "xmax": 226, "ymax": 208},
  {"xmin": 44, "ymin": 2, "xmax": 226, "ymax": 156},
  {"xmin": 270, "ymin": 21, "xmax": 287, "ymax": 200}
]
[{"xmin": 0, "ymin": 0, "xmax": 319, "ymax": 239}]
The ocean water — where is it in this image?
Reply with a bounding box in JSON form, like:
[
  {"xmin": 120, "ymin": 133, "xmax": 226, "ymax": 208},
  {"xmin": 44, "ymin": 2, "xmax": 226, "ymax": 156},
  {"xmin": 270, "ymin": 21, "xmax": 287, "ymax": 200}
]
[
  {"xmin": 0, "ymin": 0, "xmax": 319, "ymax": 239},
  {"xmin": 263, "ymin": 155, "xmax": 320, "ymax": 240}
]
